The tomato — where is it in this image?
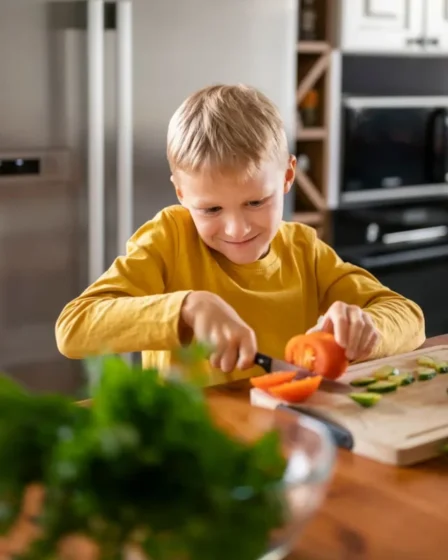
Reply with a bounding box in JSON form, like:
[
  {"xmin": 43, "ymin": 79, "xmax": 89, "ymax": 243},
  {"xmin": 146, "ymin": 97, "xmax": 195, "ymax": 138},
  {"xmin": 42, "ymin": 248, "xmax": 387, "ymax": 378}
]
[
  {"xmin": 269, "ymin": 375, "xmax": 322, "ymax": 403},
  {"xmin": 285, "ymin": 332, "xmax": 348, "ymax": 380},
  {"xmin": 250, "ymin": 371, "xmax": 297, "ymax": 390}
]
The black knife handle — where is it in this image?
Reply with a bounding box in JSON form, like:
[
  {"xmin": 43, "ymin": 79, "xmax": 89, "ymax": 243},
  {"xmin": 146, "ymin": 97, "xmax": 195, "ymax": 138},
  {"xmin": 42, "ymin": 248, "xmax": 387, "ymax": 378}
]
[
  {"xmin": 254, "ymin": 352, "xmax": 272, "ymax": 373},
  {"xmin": 277, "ymin": 404, "xmax": 354, "ymax": 451}
]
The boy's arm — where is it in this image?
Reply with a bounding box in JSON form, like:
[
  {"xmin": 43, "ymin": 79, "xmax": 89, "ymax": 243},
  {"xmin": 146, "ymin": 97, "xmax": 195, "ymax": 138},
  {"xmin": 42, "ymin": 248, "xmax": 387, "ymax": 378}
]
[
  {"xmin": 313, "ymin": 234, "xmax": 426, "ymax": 359},
  {"xmin": 55, "ymin": 210, "xmax": 191, "ymax": 358}
]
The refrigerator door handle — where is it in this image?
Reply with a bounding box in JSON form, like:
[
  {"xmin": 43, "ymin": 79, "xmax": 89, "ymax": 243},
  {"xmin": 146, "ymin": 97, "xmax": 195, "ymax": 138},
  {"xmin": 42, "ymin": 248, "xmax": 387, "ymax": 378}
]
[
  {"xmin": 117, "ymin": 0, "xmax": 134, "ymax": 256},
  {"xmin": 87, "ymin": 0, "xmax": 106, "ymax": 284},
  {"xmin": 117, "ymin": 0, "xmax": 134, "ymax": 365}
]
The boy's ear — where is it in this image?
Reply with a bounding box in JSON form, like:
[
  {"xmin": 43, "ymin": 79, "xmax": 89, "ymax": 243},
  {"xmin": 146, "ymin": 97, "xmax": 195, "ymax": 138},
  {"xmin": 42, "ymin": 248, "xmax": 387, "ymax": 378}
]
[
  {"xmin": 170, "ymin": 175, "xmax": 184, "ymax": 204},
  {"xmin": 283, "ymin": 155, "xmax": 297, "ymax": 194}
]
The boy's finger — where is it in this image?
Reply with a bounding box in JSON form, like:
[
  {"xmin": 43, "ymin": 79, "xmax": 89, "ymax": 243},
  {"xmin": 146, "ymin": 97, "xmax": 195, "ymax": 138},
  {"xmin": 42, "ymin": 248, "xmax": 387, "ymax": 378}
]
[
  {"xmin": 359, "ymin": 330, "xmax": 379, "ymax": 360},
  {"xmin": 221, "ymin": 340, "xmax": 239, "ymax": 373},
  {"xmin": 306, "ymin": 315, "xmax": 330, "ymax": 334},
  {"xmin": 346, "ymin": 307, "xmax": 364, "ymax": 360},
  {"xmin": 237, "ymin": 331, "xmax": 257, "ymax": 369},
  {"xmin": 209, "ymin": 329, "xmax": 226, "ymax": 368},
  {"xmin": 320, "ymin": 315, "xmax": 334, "ymax": 333},
  {"xmin": 328, "ymin": 308, "xmax": 349, "ymax": 349},
  {"xmin": 209, "ymin": 352, "xmax": 222, "ymax": 369}
]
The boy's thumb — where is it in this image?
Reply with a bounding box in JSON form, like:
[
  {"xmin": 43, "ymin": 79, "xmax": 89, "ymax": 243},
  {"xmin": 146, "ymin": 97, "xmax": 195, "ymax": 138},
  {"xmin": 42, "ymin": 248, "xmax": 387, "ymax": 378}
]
[{"xmin": 306, "ymin": 315, "xmax": 332, "ymax": 334}]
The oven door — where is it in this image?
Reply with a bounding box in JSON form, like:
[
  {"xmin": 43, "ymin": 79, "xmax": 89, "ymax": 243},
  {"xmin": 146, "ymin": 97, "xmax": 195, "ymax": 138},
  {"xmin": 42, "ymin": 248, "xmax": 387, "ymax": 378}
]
[
  {"xmin": 351, "ymin": 244, "xmax": 448, "ymax": 338},
  {"xmin": 341, "ymin": 96, "xmax": 448, "ymax": 204}
]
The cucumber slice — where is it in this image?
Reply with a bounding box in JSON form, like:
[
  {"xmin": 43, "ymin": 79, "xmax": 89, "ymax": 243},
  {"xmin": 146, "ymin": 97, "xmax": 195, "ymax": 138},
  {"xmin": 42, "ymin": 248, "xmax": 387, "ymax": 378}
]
[
  {"xmin": 349, "ymin": 392, "xmax": 382, "ymax": 408},
  {"xmin": 367, "ymin": 380, "xmax": 398, "ymax": 394},
  {"xmin": 373, "ymin": 365, "xmax": 399, "ymax": 380},
  {"xmin": 350, "ymin": 376, "xmax": 376, "ymax": 387},
  {"xmin": 416, "ymin": 367, "xmax": 437, "ymax": 381},
  {"xmin": 389, "ymin": 372, "xmax": 415, "ymax": 386},
  {"xmin": 436, "ymin": 361, "xmax": 448, "ymax": 374},
  {"xmin": 417, "ymin": 355, "xmax": 437, "ymax": 368}
]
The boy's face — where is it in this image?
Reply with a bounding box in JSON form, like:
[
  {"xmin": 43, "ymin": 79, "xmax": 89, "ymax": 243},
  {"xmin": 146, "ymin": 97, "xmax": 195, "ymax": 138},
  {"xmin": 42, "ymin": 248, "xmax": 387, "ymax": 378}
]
[{"xmin": 172, "ymin": 156, "xmax": 296, "ymax": 264}]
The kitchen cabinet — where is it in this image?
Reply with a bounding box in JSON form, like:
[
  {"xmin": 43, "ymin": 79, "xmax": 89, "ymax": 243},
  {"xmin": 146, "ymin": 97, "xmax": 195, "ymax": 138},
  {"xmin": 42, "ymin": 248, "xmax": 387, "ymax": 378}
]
[
  {"xmin": 338, "ymin": 0, "xmax": 448, "ymax": 55},
  {"xmin": 424, "ymin": 0, "xmax": 448, "ymax": 53}
]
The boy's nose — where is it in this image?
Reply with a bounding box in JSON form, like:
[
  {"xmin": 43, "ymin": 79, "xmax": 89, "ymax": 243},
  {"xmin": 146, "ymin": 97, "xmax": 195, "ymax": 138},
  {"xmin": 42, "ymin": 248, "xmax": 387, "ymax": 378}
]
[{"xmin": 223, "ymin": 216, "xmax": 251, "ymax": 239}]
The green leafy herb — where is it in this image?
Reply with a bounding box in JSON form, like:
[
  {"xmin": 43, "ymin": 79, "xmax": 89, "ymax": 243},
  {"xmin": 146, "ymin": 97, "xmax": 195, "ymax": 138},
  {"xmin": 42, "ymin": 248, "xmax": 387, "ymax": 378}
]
[{"xmin": 0, "ymin": 344, "xmax": 287, "ymax": 559}]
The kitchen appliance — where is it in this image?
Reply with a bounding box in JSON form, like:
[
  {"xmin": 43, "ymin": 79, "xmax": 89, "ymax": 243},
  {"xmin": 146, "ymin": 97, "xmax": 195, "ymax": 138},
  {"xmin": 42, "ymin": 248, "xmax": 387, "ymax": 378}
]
[
  {"xmin": 340, "ymin": 96, "xmax": 448, "ymax": 205},
  {"xmin": 0, "ymin": 149, "xmax": 82, "ymax": 394},
  {"xmin": 330, "ymin": 199, "xmax": 448, "ymax": 338},
  {"xmin": 0, "ymin": 0, "xmax": 298, "ymax": 391},
  {"xmin": 252, "ymin": 345, "xmax": 448, "ymax": 466}
]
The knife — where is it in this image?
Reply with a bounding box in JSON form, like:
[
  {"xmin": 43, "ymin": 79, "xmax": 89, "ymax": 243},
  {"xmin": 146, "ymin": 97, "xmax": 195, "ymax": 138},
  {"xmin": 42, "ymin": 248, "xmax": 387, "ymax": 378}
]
[
  {"xmin": 277, "ymin": 403, "xmax": 354, "ymax": 450},
  {"xmin": 254, "ymin": 352, "xmax": 354, "ymax": 450},
  {"xmin": 254, "ymin": 352, "xmax": 352, "ymax": 395}
]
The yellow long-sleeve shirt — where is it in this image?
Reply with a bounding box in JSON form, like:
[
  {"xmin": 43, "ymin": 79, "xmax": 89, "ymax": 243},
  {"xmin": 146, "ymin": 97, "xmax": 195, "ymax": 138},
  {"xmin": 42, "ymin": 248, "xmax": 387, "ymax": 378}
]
[{"xmin": 55, "ymin": 205, "xmax": 425, "ymax": 385}]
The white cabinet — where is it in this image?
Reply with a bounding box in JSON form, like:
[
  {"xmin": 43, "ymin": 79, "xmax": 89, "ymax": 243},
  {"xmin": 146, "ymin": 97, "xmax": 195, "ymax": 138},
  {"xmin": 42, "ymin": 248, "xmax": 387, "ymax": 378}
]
[
  {"xmin": 338, "ymin": 0, "xmax": 448, "ymax": 55},
  {"xmin": 424, "ymin": 0, "xmax": 448, "ymax": 52}
]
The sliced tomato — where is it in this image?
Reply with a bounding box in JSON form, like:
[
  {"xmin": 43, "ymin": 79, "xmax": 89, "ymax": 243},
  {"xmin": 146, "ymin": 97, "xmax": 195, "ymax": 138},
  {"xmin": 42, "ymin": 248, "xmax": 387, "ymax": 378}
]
[
  {"xmin": 284, "ymin": 332, "xmax": 348, "ymax": 380},
  {"xmin": 250, "ymin": 371, "xmax": 297, "ymax": 390},
  {"xmin": 269, "ymin": 375, "xmax": 322, "ymax": 403}
]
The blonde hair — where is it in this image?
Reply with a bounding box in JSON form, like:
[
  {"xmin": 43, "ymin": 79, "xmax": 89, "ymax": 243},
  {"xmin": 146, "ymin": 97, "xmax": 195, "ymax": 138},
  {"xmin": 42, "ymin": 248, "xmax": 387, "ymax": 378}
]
[{"xmin": 167, "ymin": 84, "xmax": 289, "ymax": 178}]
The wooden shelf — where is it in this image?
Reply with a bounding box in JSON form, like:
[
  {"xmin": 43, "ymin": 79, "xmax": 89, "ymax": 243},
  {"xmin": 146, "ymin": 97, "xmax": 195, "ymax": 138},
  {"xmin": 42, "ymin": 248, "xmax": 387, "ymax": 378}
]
[
  {"xmin": 297, "ymin": 127, "xmax": 327, "ymax": 141},
  {"xmin": 294, "ymin": 0, "xmax": 333, "ymax": 242},
  {"xmin": 297, "ymin": 41, "xmax": 330, "ymax": 54},
  {"xmin": 296, "ymin": 52, "xmax": 330, "ymax": 105},
  {"xmin": 291, "ymin": 212, "xmax": 323, "ymax": 226}
]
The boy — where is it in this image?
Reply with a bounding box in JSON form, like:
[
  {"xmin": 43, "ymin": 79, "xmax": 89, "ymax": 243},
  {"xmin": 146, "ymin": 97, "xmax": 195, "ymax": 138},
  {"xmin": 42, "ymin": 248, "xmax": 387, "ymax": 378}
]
[{"xmin": 56, "ymin": 84, "xmax": 425, "ymax": 385}]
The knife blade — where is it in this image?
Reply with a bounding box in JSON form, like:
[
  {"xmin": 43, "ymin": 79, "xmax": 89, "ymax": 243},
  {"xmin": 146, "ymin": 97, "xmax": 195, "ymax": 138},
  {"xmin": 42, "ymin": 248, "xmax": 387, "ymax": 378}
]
[
  {"xmin": 277, "ymin": 403, "xmax": 354, "ymax": 450},
  {"xmin": 254, "ymin": 352, "xmax": 352, "ymax": 394}
]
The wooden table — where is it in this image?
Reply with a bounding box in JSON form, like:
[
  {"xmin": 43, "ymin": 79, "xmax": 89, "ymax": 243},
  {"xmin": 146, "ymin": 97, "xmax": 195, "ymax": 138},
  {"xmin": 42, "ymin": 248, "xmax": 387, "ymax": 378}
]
[
  {"xmin": 2, "ymin": 336, "xmax": 447, "ymax": 559},
  {"xmin": 208, "ymin": 334, "xmax": 448, "ymax": 560}
]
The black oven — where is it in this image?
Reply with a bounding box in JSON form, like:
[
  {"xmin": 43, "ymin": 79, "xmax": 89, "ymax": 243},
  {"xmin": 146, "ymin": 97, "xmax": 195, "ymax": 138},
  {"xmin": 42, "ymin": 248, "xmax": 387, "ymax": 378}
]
[
  {"xmin": 341, "ymin": 96, "xmax": 448, "ymax": 205},
  {"xmin": 330, "ymin": 200, "xmax": 448, "ymax": 338}
]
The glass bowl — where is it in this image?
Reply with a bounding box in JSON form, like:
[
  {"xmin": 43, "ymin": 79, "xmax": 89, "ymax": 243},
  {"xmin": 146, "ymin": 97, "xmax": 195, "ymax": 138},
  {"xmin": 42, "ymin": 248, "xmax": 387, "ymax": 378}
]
[
  {"xmin": 207, "ymin": 395, "xmax": 336, "ymax": 560},
  {"xmin": 0, "ymin": 396, "xmax": 335, "ymax": 560}
]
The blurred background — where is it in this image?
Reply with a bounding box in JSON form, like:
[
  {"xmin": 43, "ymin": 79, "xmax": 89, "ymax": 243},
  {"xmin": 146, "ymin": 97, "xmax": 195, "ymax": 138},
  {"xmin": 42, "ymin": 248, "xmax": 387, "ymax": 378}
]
[{"xmin": 1, "ymin": 0, "xmax": 447, "ymax": 395}]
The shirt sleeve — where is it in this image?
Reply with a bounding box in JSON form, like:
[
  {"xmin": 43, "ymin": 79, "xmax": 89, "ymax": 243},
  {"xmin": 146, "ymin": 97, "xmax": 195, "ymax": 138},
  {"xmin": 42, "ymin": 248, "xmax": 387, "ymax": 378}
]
[
  {"xmin": 55, "ymin": 209, "xmax": 191, "ymax": 358},
  {"xmin": 313, "ymin": 232, "xmax": 426, "ymax": 359}
]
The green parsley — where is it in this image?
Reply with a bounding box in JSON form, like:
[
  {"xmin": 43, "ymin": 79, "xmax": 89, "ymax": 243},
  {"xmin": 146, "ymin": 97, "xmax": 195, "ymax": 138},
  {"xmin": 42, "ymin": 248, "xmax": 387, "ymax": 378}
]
[{"xmin": 0, "ymin": 344, "xmax": 287, "ymax": 559}]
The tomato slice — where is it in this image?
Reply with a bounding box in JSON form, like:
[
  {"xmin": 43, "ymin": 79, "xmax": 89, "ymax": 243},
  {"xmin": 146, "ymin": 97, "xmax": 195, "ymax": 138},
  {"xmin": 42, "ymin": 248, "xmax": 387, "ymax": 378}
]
[
  {"xmin": 285, "ymin": 332, "xmax": 348, "ymax": 380},
  {"xmin": 269, "ymin": 375, "xmax": 322, "ymax": 403},
  {"xmin": 250, "ymin": 371, "xmax": 297, "ymax": 390}
]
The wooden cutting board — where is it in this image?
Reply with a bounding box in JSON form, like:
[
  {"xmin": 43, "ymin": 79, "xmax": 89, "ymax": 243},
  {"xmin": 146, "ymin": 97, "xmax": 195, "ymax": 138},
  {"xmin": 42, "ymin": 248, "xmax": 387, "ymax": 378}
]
[{"xmin": 250, "ymin": 345, "xmax": 448, "ymax": 466}]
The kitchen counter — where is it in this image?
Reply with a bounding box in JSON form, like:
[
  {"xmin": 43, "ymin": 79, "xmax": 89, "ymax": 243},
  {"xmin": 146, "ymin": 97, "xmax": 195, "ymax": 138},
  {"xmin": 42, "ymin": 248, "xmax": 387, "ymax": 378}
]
[{"xmin": 208, "ymin": 334, "xmax": 448, "ymax": 560}]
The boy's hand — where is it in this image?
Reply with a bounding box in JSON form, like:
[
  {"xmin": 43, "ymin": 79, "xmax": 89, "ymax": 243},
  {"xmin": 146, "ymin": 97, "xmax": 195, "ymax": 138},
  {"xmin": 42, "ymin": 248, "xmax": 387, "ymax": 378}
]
[
  {"xmin": 180, "ymin": 291, "xmax": 257, "ymax": 373},
  {"xmin": 307, "ymin": 301, "xmax": 379, "ymax": 362}
]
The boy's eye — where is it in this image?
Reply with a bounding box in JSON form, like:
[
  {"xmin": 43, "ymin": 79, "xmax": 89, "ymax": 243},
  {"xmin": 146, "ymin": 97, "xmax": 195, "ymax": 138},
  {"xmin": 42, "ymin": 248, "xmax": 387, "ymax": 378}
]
[
  {"xmin": 202, "ymin": 206, "xmax": 222, "ymax": 214},
  {"xmin": 247, "ymin": 199, "xmax": 264, "ymax": 208}
]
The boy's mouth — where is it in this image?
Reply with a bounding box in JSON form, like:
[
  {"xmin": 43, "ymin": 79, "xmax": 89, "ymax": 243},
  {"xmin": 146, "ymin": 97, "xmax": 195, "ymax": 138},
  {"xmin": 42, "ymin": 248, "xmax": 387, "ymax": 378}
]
[{"xmin": 221, "ymin": 234, "xmax": 259, "ymax": 246}]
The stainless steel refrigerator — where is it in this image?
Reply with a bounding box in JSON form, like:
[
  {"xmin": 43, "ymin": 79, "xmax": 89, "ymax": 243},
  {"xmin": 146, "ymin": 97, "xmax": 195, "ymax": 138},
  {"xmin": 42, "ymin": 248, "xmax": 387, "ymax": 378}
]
[{"xmin": 0, "ymin": 0, "xmax": 298, "ymax": 393}]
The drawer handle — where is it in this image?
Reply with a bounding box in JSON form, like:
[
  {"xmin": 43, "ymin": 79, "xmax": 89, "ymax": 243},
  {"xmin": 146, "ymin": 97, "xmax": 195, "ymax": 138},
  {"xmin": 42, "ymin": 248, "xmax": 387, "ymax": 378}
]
[{"xmin": 406, "ymin": 37, "xmax": 425, "ymax": 45}]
